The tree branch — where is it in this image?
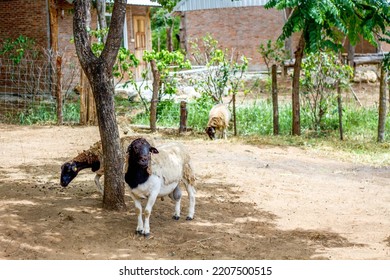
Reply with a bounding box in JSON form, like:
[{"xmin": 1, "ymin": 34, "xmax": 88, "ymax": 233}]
[
  {"xmin": 101, "ymin": 0, "xmax": 127, "ymax": 70},
  {"xmin": 73, "ymin": 0, "xmax": 97, "ymax": 71}
]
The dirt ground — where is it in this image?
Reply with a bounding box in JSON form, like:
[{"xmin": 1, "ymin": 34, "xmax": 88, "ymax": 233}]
[{"xmin": 0, "ymin": 124, "xmax": 389, "ymax": 260}]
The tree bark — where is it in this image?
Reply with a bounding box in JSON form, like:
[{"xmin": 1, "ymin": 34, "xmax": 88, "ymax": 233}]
[
  {"xmin": 378, "ymin": 66, "xmax": 388, "ymax": 142},
  {"xmin": 233, "ymin": 92, "xmax": 237, "ymax": 136},
  {"xmin": 96, "ymin": 0, "xmax": 107, "ymax": 42},
  {"xmin": 347, "ymin": 40, "xmax": 355, "ymax": 68},
  {"xmin": 150, "ymin": 59, "xmax": 160, "ymax": 133},
  {"xmin": 73, "ymin": 0, "xmax": 127, "ymax": 211},
  {"xmin": 291, "ymin": 33, "xmax": 305, "ymax": 136},
  {"xmin": 166, "ymin": 24, "xmax": 173, "ymax": 52},
  {"xmin": 48, "ymin": 0, "xmax": 58, "ymax": 52},
  {"xmin": 283, "ymin": 8, "xmax": 293, "ymax": 59}
]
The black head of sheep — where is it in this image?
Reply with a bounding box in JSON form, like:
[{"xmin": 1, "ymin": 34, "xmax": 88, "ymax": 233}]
[
  {"xmin": 60, "ymin": 160, "xmax": 100, "ymax": 187},
  {"xmin": 60, "ymin": 162, "xmax": 79, "ymax": 187},
  {"xmin": 125, "ymin": 138, "xmax": 159, "ymax": 189},
  {"xmin": 205, "ymin": 126, "xmax": 216, "ymax": 140}
]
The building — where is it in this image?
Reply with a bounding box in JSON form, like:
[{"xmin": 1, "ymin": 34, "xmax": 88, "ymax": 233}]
[
  {"xmin": 0, "ymin": 0, "xmax": 160, "ymax": 80},
  {"xmin": 173, "ymin": 0, "xmax": 389, "ymax": 70}
]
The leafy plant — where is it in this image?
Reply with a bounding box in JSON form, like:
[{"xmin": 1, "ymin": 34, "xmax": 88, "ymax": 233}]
[
  {"xmin": 143, "ymin": 49, "xmax": 191, "ymax": 98},
  {"xmin": 189, "ymin": 34, "xmax": 249, "ymax": 103},
  {"xmin": 300, "ymin": 51, "xmax": 353, "ymax": 133},
  {"xmin": 142, "ymin": 49, "xmax": 191, "ymax": 131},
  {"xmin": 258, "ymin": 39, "xmax": 290, "ymax": 72},
  {"xmin": 0, "ymin": 35, "xmax": 41, "ymax": 63}
]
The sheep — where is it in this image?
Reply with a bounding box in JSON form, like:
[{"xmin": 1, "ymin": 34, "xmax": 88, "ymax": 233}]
[
  {"xmin": 205, "ymin": 103, "xmax": 231, "ymax": 140},
  {"xmin": 124, "ymin": 138, "xmax": 196, "ymax": 237},
  {"xmin": 60, "ymin": 136, "xmax": 156, "ymax": 194}
]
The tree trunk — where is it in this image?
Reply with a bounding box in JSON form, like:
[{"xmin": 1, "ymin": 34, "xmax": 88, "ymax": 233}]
[
  {"xmin": 73, "ymin": 0, "xmax": 127, "ymax": 211},
  {"xmin": 49, "ymin": 0, "xmax": 61, "ymax": 119},
  {"xmin": 378, "ymin": 66, "xmax": 388, "ymax": 142},
  {"xmin": 291, "ymin": 33, "xmax": 305, "ymax": 136},
  {"xmin": 347, "ymin": 40, "xmax": 355, "ymax": 68},
  {"xmin": 272, "ymin": 64, "xmax": 279, "ymax": 135},
  {"xmin": 166, "ymin": 24, "xmax": 173, "ymax": 52},
  {"xmin": 96, "ymin": 0, "xmax": 107, "ymax": 42},
  {"xmin": 150, "ymin": 59, "xmax": 160, "ymax": 133},
  {"xmin": 48, "ymin": 0, "xmax": 58, "ymax": 52},
  {"xmin": 179, "ymin": 14, "xmax": 187, "ymax": 53},
  {"xmin": 283, "ymin": 8, "xmax": 293, "ymax": 59},
  {"xmin": 233, "ymin": 92, "xmax": 237, "ymax": 136}
]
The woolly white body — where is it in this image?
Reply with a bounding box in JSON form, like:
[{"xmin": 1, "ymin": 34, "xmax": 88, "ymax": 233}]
[
  {"xmin": 126, "ymin": 142, "xmax": 196, "ymax": 237},
  {"xmin": 207, "ymin": 103, "xmax": 231, "ymax": 140}
]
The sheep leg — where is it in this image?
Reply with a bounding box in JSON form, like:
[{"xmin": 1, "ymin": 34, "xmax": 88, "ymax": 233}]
[
  {"xmin": 94, "ymin": 174, "xmax": 104, "ymax": 195},
  {"xmin": 169, "ymin": 186, "xmax": 182, "ymax": 220},
  {"xmin": 185, "ymin": 183, "xmax": 196, "ymax": 220},
  {"xmin": 130, "ymin": 193, "xmax": 144, "ymax": 235},
  {"xmin": 143, "ymin": 192, "xmax": 159, "ymax": 238}
]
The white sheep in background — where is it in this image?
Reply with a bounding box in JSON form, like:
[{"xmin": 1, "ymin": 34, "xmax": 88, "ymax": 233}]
[
  {"xmin": 60, "ymin": 136, "xmax": 156, "ymax": 194},
  {"xmin": 205, "ymin": 103, "xmax": 231, "ymax": 140},
  {"xmin": 124, "ymin": 138, "xmax": 196, "ymax": 238}
]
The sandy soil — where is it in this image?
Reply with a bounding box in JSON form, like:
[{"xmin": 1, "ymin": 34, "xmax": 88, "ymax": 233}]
[{"xmin": 0, "ymin": 124, "xmax": 389, "ymax": 260}]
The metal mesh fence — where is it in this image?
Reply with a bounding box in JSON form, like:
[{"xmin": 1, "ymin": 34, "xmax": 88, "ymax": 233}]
[
  {"xmin": 0, "ymin": 58, "xmax": 57, "ymax": 123},
  {"xmin": 0, "ymin": 57, "xmax": 81, "ymax": 124}
]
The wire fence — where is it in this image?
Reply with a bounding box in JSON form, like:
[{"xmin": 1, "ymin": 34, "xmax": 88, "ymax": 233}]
[
  {"xmin": 0, "ymin": 57, "xmax": 81, "ymax": 124},
  {"xmin": 0, "ymin": 58, "xmax": 57, "ymax": 122},
  {"xmin": 0, "ymin": 56, "xmax": 270, "ymax": 135}
]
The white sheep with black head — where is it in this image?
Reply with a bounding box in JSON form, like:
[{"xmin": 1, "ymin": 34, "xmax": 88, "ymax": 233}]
[{"xmin": 124, "ymin": 138, "xmax": 196, "ymax": 238}]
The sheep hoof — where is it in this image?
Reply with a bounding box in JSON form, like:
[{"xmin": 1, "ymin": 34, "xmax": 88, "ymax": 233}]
[
  {"xmin": 135, "ymin": 230, "xmax": 143, "ymax": 236},
  {"xmin": 144, "ymin": 233, "xmax": 151, "ymax": 239},
  {"xmin": 172, "ymin": 215, "xmax": 180, "ymax": 220},
  {"xmin": 186, "ymin": 216, "xmax": 193, "ymax": 221}
]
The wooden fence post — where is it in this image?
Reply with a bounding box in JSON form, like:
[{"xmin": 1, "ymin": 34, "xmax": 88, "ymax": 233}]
[
  {"xmin": 79, "ymin": 69, "xmax": 97, "ymax": 125},
  {"xmin": 271, "ymin": 64, "xmax": 279, "ymax": 135},
  {"xmin": 56, "ymin": 55, "xmax": 63, "ymax": 125},
  {"xmin": 378, "ymin": 65, "xmax": 388, "ymax": 142},
  {"xmin": 179, "ymin": 101, "xmax": 187, "ymax": 133},
  {"xmin": 233, "ymin": 92, "xmax": 237, "ymax": 136},
  {"xmin": 337, "ymin": 81, "xmax": 344, "ymax": 140}
]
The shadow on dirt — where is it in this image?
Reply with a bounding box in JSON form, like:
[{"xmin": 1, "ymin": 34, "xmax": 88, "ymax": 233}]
[{"xmin": 0, "ymin": 163, "xmax": 362, "ymax": 260}]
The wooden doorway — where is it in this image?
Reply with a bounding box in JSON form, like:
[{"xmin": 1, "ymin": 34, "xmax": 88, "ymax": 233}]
[{"xmin": 133, "ymin": 16, "xmax": 147, "ymax": 80}]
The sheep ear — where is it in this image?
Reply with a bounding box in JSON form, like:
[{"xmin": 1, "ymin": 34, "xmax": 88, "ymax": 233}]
[
  {"xmin": 150, "ymin": 147, "xmax": 159, "ymax": 154},
  {"xmin": 91, "ymin": 162, "xmax": 100, "ymax": 172}
]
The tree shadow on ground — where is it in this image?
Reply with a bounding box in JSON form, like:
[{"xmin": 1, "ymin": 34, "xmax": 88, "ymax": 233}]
[{"xmin": 0, "ymin": 163, "xmax": 362, "ymax": 260}]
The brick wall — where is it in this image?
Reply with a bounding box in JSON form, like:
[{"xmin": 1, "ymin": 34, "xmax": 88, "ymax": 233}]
[
  {"xmin": 184, "ymin": 6, "xmax": 288, "ymax": 70},
  {"xmin": 0, "ymin": 0, "xmax": 48, "ymax": 49},
  {"xmin": 183, "ymin": 6, "xmax": 390, "ymax": 69}
]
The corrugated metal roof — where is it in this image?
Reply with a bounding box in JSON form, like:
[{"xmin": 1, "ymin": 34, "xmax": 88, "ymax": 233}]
[
  {"xmin": 66, "ymin": 0, "xmax": 161, "ymax": 6},
  {"xmin": 126, "ymin": 0, "xmax": 161, "ymax": 6},
  {"xmin": 173, "ymin": 0, "xmax": 268, "ymax": 12}
]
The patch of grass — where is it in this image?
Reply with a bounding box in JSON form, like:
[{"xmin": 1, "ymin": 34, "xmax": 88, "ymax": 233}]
[
  {"xmin": 128, "ymin": 98, "xmax": 389, "ymax": 165},
  {"xmin": 14, "ymin": 102, "xmax": 80, "ymax": 125}
]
